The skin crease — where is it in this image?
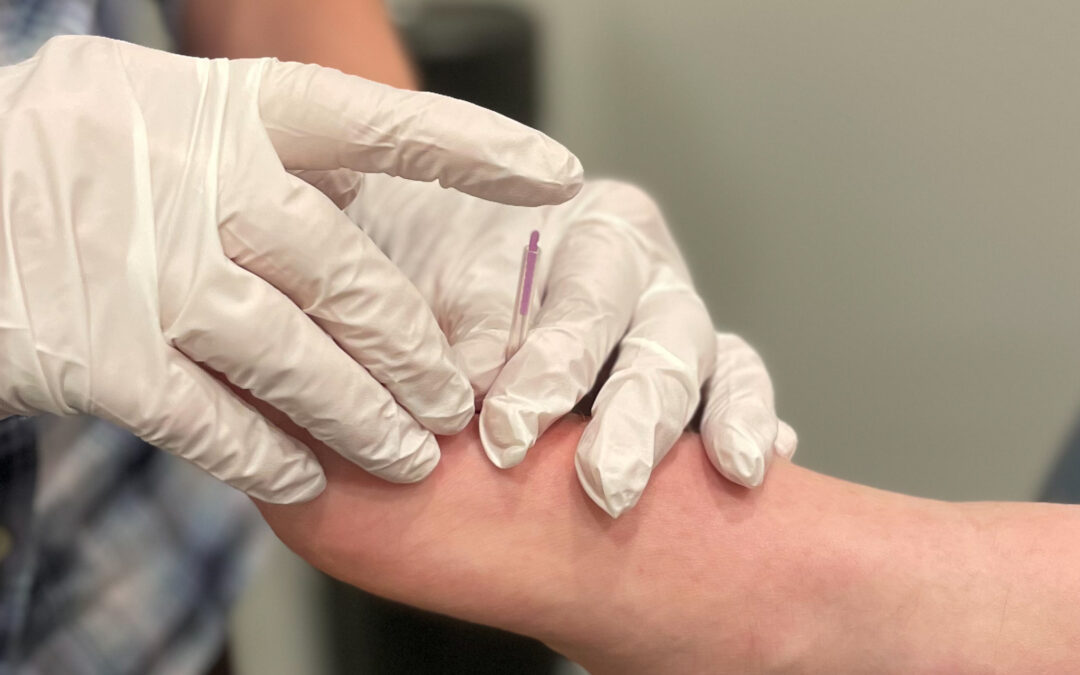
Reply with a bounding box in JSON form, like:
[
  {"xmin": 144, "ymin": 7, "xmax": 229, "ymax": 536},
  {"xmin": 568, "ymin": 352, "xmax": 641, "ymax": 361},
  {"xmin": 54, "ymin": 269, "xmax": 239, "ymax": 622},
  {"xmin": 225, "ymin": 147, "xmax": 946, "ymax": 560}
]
[{"xmin": 245, "ymin": 391, "xmax": 1080, "ymax": 675}]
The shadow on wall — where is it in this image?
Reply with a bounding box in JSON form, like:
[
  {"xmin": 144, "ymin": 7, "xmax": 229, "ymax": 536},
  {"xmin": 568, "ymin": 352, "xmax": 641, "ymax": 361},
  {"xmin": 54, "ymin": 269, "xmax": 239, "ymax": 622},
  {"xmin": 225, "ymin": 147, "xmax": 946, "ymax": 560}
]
[{"xmin": 1042, "ymin": 420, "xmax": 1080, "ymax": 505}]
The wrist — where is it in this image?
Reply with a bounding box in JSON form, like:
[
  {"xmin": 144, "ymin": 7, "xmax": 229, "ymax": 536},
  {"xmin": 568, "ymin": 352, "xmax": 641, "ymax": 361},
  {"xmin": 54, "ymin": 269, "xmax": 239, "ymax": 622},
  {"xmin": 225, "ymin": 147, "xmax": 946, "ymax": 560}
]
[
  {"xmin": 548, "ymin": 464, "xmax": 985, "ymax": 674},
  {"xmin": 528, "ymin": 442, "xmax": 827, "ymax": 674}
]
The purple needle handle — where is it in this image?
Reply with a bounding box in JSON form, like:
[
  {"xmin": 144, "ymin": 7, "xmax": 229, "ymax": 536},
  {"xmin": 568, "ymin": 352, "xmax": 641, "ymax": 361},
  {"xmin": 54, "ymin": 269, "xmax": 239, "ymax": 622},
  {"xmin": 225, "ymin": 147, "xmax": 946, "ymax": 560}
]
[{"xmin": 520, "ymin": 230, "xmax": 540, "ymax": 316}]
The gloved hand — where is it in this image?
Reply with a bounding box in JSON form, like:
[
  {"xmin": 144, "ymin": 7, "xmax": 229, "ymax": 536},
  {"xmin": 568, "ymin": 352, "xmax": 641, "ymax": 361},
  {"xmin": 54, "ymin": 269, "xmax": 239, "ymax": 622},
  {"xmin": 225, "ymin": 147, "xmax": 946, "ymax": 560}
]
[
  {"xmin": 342, "ymin": 176, "xmax": 797, "ymax": 517},
  {"xmin": 0, "ymin": 36, "xmax": 582, "ymax": 503}
]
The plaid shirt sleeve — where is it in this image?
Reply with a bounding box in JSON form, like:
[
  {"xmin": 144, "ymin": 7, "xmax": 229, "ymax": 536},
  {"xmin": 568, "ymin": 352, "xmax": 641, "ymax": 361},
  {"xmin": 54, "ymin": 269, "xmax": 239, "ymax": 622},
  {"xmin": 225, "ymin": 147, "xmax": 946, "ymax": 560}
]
[
  {"xmin": 0, "ymin": 416, "xmax": 268, "ymax": 675},
  {"xmin": 0, "ymin": 0, "xmax": 177, "ymax": 65},
  {"xmin": 0, "ymin": 417, "xmax": 38, "ymax": 669}
]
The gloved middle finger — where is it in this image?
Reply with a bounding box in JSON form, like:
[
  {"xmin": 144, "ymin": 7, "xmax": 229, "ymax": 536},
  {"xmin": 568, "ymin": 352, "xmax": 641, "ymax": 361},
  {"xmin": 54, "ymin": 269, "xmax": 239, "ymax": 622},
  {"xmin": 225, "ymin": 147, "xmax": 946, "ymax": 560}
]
[
  {"xmin": 574, "ymin": 266, "xmax": 717, "ymax": 517},
  {"xmin": 219, "ymin": 171, "xmax": 474, "ymax": 434},
  {"xmin": 165, "ymin": 260, "xmax": 442, "ymax": 483}
]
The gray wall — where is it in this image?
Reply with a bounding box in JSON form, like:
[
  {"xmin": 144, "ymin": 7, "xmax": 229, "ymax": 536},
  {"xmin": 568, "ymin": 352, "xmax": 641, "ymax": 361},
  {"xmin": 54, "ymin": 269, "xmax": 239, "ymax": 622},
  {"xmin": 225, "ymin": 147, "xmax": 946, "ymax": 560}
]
[{"xmin": 478, "ymin": 0, "xmax": 1080, "ymax": 500}]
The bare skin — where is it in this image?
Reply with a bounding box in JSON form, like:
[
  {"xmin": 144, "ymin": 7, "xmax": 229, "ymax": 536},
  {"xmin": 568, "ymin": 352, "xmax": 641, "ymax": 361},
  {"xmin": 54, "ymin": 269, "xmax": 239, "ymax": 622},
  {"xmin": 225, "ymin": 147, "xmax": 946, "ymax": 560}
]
[
  {"xmin": 183, "ymin": 0, "xmax": 419, "ymax": 89},
  {"xmin": 254, "ymin": 408, "xmax": 1080, "ymax": 675}
]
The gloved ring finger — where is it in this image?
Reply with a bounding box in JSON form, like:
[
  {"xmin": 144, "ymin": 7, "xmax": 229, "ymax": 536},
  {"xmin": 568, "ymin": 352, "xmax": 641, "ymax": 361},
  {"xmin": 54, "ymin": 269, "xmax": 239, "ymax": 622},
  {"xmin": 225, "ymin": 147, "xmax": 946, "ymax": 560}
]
[{"xmin": 574, "ymin": 268, "xmax": 716, "ymax": 517}]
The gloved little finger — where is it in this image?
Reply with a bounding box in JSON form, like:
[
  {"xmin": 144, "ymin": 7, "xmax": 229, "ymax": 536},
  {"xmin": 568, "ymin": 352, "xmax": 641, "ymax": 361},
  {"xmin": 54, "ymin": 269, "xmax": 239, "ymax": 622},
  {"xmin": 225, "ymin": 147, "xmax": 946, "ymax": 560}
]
[
  {"xmin": 700, "ymin": 332, "xmax": 787, "ymax": 488},
  {"xmin": 573, "ymin": 270, "xmax": 716, "ymax": 517},
  {"xmin": 777, "ymin": 420, "xmax": 799, "ymax": 460},
  {"xmin": 107, "ymin": 348, "xmax": 326, "ymax": 504},
  {"xmin": 165, "ymin": 262, "xmax": 441, "ymax": 483},
  {"xmin": 479, "ymin": 218, "xmax": 650, "ymax": 469}
]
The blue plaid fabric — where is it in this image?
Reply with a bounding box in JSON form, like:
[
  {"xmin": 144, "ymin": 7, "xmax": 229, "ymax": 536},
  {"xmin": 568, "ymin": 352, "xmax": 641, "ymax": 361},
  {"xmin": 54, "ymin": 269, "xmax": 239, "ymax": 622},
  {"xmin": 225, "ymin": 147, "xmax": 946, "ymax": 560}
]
[
  {"xmin": 0, "ymin": 416, "xmax": 267, "ymax": 675},
  {"xmin": 0, "ymin": 0, "xmax": 178, "ymax": 64},
  {"xmin": 0, "ymin": 418, "xmax": 37, "ymax": 666},
  {"xmin": 0, "ymin": 0, "xmax": 102, "ymax": 63},
  {"xmin": 0, "ymin": 3, "xmax": 267, "ymax": 673}
]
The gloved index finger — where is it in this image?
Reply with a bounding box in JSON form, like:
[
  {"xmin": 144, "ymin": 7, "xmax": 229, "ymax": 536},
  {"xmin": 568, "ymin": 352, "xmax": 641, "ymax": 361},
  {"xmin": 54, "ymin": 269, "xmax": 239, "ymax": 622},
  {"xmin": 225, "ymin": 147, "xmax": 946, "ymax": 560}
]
[{"xmin": 252, "ymin": 59, "xmax": 584, "ymax": 207}]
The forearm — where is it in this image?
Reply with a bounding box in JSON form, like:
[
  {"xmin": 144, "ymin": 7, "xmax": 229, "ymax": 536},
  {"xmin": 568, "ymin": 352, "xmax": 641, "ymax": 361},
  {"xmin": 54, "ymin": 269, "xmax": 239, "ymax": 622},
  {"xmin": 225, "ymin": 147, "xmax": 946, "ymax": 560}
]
[
  {"xmin": 182, "ymin": 0, "xmax": 418, "ymax": 89},
  {"xmin": 257, "ymin": 415, "xmax": 1080, "ymax": 673}
]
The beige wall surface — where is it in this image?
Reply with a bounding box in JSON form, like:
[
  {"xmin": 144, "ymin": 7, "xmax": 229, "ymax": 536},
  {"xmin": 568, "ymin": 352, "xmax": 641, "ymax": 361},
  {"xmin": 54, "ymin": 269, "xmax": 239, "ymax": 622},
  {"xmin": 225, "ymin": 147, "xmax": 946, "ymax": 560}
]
[{"xmin": 466, "ymin": 0, "xmax": 1080, "ymax": 500}]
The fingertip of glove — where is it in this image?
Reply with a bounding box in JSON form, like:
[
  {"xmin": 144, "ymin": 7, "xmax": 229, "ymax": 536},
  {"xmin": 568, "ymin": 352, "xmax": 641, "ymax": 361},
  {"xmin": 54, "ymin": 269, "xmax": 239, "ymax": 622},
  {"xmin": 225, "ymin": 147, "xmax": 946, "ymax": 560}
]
[
  {"xmin": 478, "ymin": 401, "xmax": 534, "ymax": 469},
  {"xmin": 573, "ymin": 454, "xmax": 639, "ymax": 519},
  {"xmin": 478, "ymin": 425, "xmax": 528, "ymax": 469},
  {"xmin": 415, "ymin": 397, "xmax": 475, "ymax": 436},
  {"xmin": 379, "ymin": 434, "xmax": 442, "ymax": 484},
  {"xmin": 595, "ymin": 492, "xmax": 636, "ymax": 519},
  {"xmin": 557, "ymin": 152, "xmax": 585, "ymax": 201},
  {"xmin": 776, "ymin": 421, "xmax": 798, "ymax": 460},
  {"xmin": 407, "ymin": 367, "xmax": 476, "ymax": 434},
  {"xmin": 709, "ymin": 425, "xmax": 768, "ymax": 489},
  {"xmin": 250, "ymin": 466, "xmax": 327, "ymax": 505},
  {"xmin": 521, "ymin": 136, "xmax": 583, "ymax": 206}
]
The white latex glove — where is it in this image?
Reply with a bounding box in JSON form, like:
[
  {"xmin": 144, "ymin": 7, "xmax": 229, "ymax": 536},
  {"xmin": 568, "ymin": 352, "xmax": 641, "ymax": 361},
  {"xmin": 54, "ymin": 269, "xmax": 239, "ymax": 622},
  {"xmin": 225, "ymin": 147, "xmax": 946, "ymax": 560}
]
[
  {"xmin": 342, "ymin": 176, "xmax": 797, "ymax": 517},
  {"xmin": 0, "ymin": 36, "xmax": 582, "ymax": 503}
]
